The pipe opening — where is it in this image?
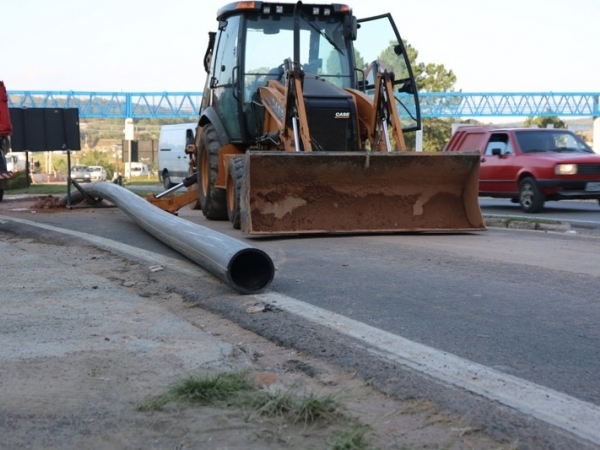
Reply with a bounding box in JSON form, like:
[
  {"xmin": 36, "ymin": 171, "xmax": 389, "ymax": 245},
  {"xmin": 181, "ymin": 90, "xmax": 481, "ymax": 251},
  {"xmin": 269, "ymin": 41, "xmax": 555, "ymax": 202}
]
[{"xmin": 228, "ymin": 249, "xmax": 275, "ymax": 295}]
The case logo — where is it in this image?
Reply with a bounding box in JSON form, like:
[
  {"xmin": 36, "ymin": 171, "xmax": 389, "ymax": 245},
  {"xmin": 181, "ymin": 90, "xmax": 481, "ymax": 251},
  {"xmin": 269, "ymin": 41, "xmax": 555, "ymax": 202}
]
[{"xmin": 335, "ymin": 112, "xmax": 350, "ymax": 119}]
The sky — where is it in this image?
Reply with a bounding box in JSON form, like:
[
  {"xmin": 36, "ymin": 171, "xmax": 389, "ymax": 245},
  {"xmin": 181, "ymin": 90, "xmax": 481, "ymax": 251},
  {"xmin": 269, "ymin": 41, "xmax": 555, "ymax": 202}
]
[{"xmin": 1, "ymin": 0, "xmax": 599, "ymax": 94}]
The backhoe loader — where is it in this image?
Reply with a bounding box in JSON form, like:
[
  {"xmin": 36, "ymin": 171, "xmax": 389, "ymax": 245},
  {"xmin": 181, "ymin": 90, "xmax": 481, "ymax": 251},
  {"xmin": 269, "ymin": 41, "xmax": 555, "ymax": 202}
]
[{"xmin": 148, "ymin": 1, "xmax": 485, "ymax": 235}]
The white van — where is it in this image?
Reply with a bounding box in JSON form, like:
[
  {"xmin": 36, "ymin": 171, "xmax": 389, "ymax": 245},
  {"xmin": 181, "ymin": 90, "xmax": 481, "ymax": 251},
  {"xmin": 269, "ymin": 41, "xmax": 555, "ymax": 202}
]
[
  {"xmin": 158, "ymin": 122, "xmax": 197, "ymax": 189},
  {"xmin": 125, "ymin": 162, "xmax": 151, "ymax": 177},
  {"xmin": 5, "ymin": 152, "xmax": 27, "ymax": 172}
]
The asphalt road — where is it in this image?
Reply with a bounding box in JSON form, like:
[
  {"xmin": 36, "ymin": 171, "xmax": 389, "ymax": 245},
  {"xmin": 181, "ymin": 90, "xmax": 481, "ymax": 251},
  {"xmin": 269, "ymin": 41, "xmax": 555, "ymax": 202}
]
[{"xmin": 2, "ymin": 193, "xmax": 600, "ymax": 448}]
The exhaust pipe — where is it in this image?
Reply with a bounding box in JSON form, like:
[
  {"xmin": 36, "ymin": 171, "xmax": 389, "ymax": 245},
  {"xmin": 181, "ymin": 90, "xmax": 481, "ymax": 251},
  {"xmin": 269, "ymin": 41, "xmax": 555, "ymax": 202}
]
[{"xmin": 63, "ymin": 182, "xmax": 274, "ymax": 294}]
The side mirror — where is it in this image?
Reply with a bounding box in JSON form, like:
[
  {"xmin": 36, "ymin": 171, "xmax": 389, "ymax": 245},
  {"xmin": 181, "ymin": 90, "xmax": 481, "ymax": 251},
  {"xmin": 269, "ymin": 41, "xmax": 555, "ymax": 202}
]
[{"xmin": 343, "ymin": 15, "xmax": 358, "ymax": 40}]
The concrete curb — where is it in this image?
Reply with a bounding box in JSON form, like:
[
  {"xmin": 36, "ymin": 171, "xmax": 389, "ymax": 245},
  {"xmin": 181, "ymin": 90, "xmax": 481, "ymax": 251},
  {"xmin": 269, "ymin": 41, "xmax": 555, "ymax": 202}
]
[
  {"xmin": 484, "ymin": 216, "xmax": 572, "ymax": 232},
  {"xmin": 0, "ymin": 197, "xmax": 577, "ymax": 234}
]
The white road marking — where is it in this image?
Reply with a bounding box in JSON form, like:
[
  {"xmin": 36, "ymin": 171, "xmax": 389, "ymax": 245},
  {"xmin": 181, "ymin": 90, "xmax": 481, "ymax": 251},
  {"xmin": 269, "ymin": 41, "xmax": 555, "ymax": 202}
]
[
  {"xmin": 255, "ymin": 292, "xmax": 600, "ymax": 446},
  {"xmin": 3, "ymin": 214, "xmax": 599, "ymax": 445}
]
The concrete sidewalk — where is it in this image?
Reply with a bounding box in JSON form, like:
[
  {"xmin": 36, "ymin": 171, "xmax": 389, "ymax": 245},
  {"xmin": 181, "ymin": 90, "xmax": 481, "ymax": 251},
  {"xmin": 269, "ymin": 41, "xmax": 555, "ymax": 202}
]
[{"xmin": 0, "ymin": 234, "xmax": 256, "ymax": 449}]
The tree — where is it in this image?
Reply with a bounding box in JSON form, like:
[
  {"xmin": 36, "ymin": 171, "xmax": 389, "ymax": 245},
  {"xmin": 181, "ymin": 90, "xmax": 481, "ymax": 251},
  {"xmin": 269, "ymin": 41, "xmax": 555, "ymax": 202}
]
[
  {"xmin": 524, "ymin": 116, "xmax": 566, "ymax": 129},
  {"xmin": 325, "ymin": 48, "xmax": 365, "ymax": 80},
  {"xmin": 406, "ymin": 43, "xmax": 458, "ymax": 151},
  {"xmin": 375, "ymin": 41, "xmax": 458, "ymax": 151},
  {"xmin": 375, "ymin": 41, "xmax": 456, "ymax": 93},
  {"xmin": 82, "ymin": 150, "xmax": 111, "ymax": 167}
]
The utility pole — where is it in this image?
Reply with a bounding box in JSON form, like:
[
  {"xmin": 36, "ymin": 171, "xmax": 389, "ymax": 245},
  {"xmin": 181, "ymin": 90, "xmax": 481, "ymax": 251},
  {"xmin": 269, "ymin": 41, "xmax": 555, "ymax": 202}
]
[
  {"xmin": 594, "ymin": 96, "xmax": 600, "ymax": 155},
  {"xmin": 124, "ymin": 118, "xmax": 134, "ymax": 180}
]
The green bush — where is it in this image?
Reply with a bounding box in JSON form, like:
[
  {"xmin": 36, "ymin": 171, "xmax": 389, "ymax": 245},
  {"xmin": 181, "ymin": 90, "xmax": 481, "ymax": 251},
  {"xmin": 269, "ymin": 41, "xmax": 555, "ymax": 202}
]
[{"xmin": 7, "ymin": 171, "xmax": 30, "ymax": 190}]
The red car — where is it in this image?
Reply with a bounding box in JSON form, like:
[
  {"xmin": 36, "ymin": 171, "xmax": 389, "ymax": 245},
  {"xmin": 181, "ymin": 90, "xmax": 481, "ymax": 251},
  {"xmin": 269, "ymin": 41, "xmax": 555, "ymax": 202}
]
[{"xmin": 444, "ymin": 126, "xmax": 600, "ymax": 212}]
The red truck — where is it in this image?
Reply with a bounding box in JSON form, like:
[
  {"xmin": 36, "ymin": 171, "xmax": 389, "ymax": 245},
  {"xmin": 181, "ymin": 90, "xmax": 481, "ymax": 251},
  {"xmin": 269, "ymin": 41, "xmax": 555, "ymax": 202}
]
[
  {"xmin": 0, "ymin": 81, "xmax": 14, "ymax": 201},
  {"xmin": 443, "ymin": 125, "xmax": 600, "ymax": 213}
]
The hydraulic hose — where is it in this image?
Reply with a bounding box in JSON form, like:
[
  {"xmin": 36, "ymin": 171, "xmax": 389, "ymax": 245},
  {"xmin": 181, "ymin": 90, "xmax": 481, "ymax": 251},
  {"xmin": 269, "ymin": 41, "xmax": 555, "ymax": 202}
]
[{"xmin": 63, "ymin": 182, "xmax": 274, "ymax": 294}]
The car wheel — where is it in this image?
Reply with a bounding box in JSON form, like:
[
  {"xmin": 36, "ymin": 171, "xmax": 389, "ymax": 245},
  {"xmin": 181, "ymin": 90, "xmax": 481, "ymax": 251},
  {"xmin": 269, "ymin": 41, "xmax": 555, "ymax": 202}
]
[{"xmin": 519, "ymin": 177, "xmax": 545, "ymax": 213}]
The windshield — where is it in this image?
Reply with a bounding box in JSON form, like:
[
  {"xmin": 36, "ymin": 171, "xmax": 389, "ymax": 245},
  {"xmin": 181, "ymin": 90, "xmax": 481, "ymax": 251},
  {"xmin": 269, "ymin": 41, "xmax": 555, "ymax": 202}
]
[
  {"xmin": 243, "ymin": 13, "xmax": 352, "ymax": 96},
  {"xmin": 515, "ymin": 130, "xmax": 594, "ymax": 154}
]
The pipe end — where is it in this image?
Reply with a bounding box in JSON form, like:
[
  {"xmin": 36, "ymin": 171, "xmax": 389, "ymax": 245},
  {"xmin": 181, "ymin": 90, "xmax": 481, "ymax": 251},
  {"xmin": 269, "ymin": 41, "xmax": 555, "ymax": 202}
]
[{"xmin": 228, "ymin": 248, "xmax": 275, "ymax": 295}]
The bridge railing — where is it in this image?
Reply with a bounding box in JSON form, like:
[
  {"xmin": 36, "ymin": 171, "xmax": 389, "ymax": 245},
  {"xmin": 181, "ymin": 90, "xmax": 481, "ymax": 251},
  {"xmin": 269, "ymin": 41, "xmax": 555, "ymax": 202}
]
[
  {"xmin": 419, "ymin": 92, "xmax": 600, "ymax": 118},
  {"xmin": 7, "ymin": 91, "xmax": 600, "ymax": 119}
]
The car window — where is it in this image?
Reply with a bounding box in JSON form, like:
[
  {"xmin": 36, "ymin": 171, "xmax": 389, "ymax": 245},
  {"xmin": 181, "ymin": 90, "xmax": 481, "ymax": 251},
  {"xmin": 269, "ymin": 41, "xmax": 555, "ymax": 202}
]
[
  {"xmin": 485, "ymin": 142, "xmax": 506, "ymax": 155},
  {"xmin": 485, "ymin": 133, "xmax": 512, "ymax": 155}
]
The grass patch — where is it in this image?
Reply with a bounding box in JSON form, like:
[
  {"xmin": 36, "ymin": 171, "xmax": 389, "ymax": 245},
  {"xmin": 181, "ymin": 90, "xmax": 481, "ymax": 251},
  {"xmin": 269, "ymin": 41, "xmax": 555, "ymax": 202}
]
[
  {"xmin": 246, "ymin": 389, "xmax": 297, "ymax": 419},
  {"xmin": 137, "ymin": 371, "xmax": 369, "ymax": 448},
  {"xmin": 138, "ymin": 371, "xmax": 253, "ymax": 411},
  {"xmin": 137, "ymin": 371, "xmax": 508, "ymax": 450},
  {"xmin": 127, "ymin": 178, "xmax": 161, "ymax": 186},
  {"xmin": 293, "ymin": 392, "xmax": 343, "ymax": 424},
  {"xmin": 172, "ymin": 371, "xmax": 254, "ymax": 405},
  {"xmin": 5, "ymin": 182, "xmax": 160, "ymax": 199},
  {"xmin": 7, "ymin": 184, "xmax": 69, "ymax": 196},
  {"xmin": 327, "ymin": 425, "xmax": 372, "ymax": 450},
  {"xmin": 139, "ymin": 371, "xmax": 344, "ymax": 425}
]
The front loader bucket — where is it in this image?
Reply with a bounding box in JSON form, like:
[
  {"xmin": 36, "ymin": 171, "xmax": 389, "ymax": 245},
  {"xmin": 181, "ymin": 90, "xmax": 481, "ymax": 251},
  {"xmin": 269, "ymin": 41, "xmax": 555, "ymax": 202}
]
[{"xmin": 240, "ymin": 151, "xmax": 485, "ymax": 235}]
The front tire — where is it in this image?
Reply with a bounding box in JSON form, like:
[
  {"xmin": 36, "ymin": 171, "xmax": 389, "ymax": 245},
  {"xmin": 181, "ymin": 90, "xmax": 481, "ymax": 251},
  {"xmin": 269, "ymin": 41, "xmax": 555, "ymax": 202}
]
[
  {"xmin": 198, "ymin": 123, "xmax": 228, "ymax": 220},
  {"xmin": 519, "ymin": 177, "xmax": 545, "ymax": 213},
  {"xmin": 162, "ymin": 171, "xmax": 174, "ymax": 189},
  {"xmin": 227, "ymin": 156, "xmax": 245, "ymax": 229}
]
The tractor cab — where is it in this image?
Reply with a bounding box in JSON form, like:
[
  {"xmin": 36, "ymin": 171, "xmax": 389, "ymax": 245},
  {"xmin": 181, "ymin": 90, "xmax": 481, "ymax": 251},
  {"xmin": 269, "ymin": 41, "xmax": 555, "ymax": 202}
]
[{"xmin": 201, "ymin": 2, "xmax": 420, "ymax": 144}]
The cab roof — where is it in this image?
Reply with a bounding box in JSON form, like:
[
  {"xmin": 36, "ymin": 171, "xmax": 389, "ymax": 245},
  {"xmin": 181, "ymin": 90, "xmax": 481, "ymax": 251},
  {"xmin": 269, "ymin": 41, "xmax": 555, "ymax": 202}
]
[{"xmin": 216, "ymin": 1, "xmax": 351, "ymax": 20}]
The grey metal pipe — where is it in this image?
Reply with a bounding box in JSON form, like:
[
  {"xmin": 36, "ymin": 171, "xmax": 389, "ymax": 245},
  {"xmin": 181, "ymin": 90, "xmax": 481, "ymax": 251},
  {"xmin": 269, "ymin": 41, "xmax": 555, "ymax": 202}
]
[{"xmin": 63, "ymin": 182, "xmax": 274, "ymax": 294}]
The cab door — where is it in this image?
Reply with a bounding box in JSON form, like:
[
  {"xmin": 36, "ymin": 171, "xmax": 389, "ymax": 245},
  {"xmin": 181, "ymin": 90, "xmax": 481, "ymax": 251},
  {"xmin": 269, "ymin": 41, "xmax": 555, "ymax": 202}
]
[{"xmin": 355, "ymin": 14, "xmax": 421, "ymax": 132}]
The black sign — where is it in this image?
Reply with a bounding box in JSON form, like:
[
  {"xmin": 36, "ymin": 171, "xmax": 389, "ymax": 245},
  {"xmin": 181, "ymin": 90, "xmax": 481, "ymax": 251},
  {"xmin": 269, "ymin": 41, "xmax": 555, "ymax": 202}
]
[{"xmin": 9, "ymin": 108, "xmax": 81, "ymax": 152}]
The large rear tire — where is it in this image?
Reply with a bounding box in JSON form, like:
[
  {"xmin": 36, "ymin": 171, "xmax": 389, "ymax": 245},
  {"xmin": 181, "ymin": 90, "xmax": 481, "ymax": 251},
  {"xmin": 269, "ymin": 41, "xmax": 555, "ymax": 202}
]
[
  {"xmin": 198, "ymin": 123, "xmax": 228, "ymax": 220},
  {"xmin": 519, "ymin": 177, "xmax": 545, "ymax": 213},
  {"xmin": 227, "ymin": 156, "xmax": 245, "ymax": 229}
]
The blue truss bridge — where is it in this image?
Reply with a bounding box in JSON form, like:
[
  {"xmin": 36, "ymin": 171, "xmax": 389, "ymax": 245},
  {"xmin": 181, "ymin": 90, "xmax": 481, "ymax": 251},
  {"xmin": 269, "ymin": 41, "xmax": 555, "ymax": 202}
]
[{"xmin": 7, "ymin": 91, "xmax": 600, "ymax": 119}]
